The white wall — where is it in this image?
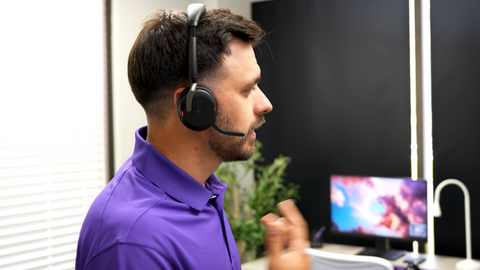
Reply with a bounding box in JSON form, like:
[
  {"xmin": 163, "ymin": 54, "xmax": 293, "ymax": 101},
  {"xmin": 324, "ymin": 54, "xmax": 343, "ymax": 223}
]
[{"xmin": 111, "ymin": 0, "xmax": 271, "ymax": 170}]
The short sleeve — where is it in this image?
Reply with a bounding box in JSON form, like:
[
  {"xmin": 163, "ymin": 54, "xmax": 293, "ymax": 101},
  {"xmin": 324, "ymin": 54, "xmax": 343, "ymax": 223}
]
[{"xmin": 85, "ymin": 243, "xmax": 174, "ymax": 270}]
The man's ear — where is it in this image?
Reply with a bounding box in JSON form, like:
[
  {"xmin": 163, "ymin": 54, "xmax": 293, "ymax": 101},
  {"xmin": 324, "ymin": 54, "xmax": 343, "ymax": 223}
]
[{"xmin": 174, "ymin": 88, "xmax": 187, "ymax": 106}]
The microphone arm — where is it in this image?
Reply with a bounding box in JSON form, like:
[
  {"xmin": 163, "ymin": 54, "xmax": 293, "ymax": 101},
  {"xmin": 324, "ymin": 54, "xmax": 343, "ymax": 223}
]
[{"xmin": 212, "ymin": 123, "xmax": 245, "ymax": 137}]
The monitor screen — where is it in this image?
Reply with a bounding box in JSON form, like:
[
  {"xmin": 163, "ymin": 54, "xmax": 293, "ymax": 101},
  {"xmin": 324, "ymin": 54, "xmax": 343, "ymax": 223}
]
[{"xmin": 330, "ymin": 175, "xmax": 427, "ymax": 242}]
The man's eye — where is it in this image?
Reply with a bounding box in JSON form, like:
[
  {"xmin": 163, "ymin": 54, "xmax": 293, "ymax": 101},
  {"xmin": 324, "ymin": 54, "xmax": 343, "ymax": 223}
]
[{"xmin": 245, "ymin": 85, "xmax": 256, "ymax": 94}]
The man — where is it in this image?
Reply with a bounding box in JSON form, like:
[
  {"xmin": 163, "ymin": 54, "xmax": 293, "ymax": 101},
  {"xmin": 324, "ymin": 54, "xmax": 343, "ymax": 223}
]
[{"xmin": 76, "ymin": 5, "xmax": 310, "ymax": 270}]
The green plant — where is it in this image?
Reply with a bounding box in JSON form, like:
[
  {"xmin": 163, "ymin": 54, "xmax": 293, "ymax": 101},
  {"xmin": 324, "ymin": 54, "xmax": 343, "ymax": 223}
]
[{"xmin": 215, "ymin": 140, "xmax": 300, "ymax": 262}]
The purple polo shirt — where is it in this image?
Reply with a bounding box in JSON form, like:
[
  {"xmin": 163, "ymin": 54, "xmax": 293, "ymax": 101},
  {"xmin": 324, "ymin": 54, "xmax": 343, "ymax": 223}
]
[{"xmin": 76, "ymin": 126, "xmax": 241, "ymax": 269}]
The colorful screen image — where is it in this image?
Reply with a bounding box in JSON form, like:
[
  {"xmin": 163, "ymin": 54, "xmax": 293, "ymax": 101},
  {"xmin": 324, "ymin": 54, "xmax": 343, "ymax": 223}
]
[{"xmin": 330, "ymin": 175, "xmax": 427, "ymax": 240}]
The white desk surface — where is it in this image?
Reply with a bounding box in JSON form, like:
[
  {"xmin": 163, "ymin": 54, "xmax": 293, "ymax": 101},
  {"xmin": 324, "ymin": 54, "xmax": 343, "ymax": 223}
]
[{"xmin": 241, "ymin": 242, "xmax": 475, "ymax": 270}]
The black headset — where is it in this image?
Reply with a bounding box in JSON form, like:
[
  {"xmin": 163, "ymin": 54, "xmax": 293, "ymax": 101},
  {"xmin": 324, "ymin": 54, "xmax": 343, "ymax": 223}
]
[{"xmin": 176, "ymin": 3, "xmax": 244, "ymax": 137}]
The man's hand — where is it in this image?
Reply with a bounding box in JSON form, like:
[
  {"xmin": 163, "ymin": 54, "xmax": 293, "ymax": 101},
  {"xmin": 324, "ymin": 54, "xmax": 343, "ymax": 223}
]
[{"xmin": 260, "ymin": 200, "xmax": 311, "ymax": 270}]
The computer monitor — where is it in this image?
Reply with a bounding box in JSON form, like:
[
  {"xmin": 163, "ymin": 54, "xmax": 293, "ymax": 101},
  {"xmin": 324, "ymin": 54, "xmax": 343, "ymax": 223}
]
[{"xmin": 330, "ymin": 175, "xmax": 428, "ymax": 260}]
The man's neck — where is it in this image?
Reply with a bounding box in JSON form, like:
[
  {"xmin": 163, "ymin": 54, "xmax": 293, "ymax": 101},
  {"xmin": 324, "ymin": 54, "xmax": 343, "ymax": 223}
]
[{"xmin": 146, "ymin": 122, "xmax": 221, "ymax": 186}]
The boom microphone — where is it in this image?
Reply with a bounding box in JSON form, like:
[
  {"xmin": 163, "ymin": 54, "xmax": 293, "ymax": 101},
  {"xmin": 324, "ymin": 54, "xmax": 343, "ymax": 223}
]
[{"xmin": 212, "ymin": 123, "xmax": 245, "ymax": 137}]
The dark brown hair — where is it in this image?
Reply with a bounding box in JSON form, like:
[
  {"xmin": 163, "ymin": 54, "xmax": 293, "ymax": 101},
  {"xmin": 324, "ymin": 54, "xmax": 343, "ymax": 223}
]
[{"xmin": 127, "ymin": 8, "xmax": 265, "ymax": 120}]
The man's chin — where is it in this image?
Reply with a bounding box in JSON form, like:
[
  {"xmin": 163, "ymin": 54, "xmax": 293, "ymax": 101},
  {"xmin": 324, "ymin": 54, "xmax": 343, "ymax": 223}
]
[
  {"xmin": 239, "ymin": 139, "xmax": 256, "ymax": 160},
  {"xmin": 209, "ymin": 125, "xmax": 258, "ymax": 162},
  {"xmin": 224, "ymin": 142, "xmax": 256, "ymax": 162}
]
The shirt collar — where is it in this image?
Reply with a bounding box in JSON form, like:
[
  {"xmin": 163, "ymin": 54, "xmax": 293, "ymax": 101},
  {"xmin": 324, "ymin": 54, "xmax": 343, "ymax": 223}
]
[{"xmin": 131, "ymin": 126, "xmax": 227, "ymax": 212}]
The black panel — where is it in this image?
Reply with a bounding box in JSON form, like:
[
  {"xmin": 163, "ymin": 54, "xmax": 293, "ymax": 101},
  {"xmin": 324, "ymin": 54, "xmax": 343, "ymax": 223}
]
[
  {"xmin": 431, "ymin": 0, "xmax": 480, "ymax": 259},
  {"xmin": 253, "ymin": 0, "xmax": 410, "ymax": 249}
]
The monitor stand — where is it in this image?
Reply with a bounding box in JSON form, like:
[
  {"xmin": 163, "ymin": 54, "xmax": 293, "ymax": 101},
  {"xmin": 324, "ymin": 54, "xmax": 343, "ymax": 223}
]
[{"xmin": 357, "ymin": 239, "xmax": 406, "ymax": 260}]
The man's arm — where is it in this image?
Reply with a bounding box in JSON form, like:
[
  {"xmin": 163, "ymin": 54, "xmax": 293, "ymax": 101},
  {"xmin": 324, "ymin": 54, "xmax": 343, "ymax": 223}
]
[{"xmin": 260, "ymin": 200, "xmax": 311, "ymax": 270}]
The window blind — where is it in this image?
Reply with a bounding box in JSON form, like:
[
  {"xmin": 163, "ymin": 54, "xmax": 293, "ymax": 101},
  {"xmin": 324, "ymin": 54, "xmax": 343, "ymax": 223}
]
[{"xmin": 0, "ymin": 1, "xmax": 107, "ymax": 269}]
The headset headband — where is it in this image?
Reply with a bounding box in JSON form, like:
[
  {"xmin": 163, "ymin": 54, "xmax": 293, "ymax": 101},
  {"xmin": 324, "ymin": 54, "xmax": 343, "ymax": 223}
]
[{"xmin": 186, "ymin": 3, "xmax": 206, "ymax": 113}]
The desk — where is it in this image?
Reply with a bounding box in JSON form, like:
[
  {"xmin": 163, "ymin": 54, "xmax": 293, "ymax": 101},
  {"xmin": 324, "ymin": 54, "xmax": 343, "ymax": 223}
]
[{"xmin": 241, "ymin": 243, "xmax": 470, "ymax": 270}]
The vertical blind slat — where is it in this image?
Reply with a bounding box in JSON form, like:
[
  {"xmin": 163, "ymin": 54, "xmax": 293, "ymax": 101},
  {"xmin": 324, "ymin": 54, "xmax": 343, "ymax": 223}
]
[{"xmin": 0, "ymin": 1, "xmax": 107, "ymax": 269}]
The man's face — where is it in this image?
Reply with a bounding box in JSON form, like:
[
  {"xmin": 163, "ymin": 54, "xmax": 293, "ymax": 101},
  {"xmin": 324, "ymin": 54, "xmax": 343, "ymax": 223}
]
[{"xmin": 208, "ymin": 37, "xmax": 273, "ymax": 162}]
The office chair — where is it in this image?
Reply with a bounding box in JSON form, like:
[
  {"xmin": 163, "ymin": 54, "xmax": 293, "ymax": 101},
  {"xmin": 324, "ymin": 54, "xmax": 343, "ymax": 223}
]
[{"xmin": 306, "ymin": 248, "xmax": 394, "ymax": 270}]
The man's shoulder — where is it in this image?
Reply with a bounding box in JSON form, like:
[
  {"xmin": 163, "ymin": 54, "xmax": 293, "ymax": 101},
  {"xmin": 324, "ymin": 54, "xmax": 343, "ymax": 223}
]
[
  {"xmin": 85, "ymin": 164, "xmax": 171, "ymax": 232},
  {"xmin": 77, "ymin": 167, "xmax": 176, "ymax": 264}
]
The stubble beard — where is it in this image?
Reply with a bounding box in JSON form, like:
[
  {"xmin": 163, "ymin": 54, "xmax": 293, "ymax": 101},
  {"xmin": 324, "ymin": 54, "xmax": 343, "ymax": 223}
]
[{"xmin": 209, "ymin": 111, "xmax": 265, "ymax": 162}]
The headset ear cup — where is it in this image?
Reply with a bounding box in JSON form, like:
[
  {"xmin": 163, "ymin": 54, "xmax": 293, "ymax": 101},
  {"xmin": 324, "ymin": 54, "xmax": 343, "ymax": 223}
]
[{"xmin": 177, "ymin": 86, "xmax": 217, "ymax": 131}]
